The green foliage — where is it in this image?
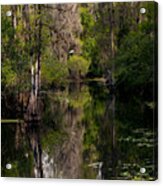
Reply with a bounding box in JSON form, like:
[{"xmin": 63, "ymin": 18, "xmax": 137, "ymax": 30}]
[
  {"xmin": 68, "ymin": 55, "xmax": 90, "ymax": 78},
  {"xmin": 2, "ymin": 61, "xmax": 17, "ymax": 87},
  {"xmin": 114, "ymin": 31, "xmax": 154, "ymax": 89},
  {"xmin": 2, "ymin": 3, "xmax": 157, "ymax": 90},
  {"xmin": 111, "ymin": 2, "xmax": 157, "ymax": 96},
  {"xmin": 80, "ymin": 5, "xmax": 100, "ymax": 77},
  {"xmin": 42, "ymin": 51, "xmax": 68, "ymax": 85},
  {"xmin": 82, "ymin": 37, "xmax": 97, "ymax": 61},
  {"xmin": 80, "ymin": 6, "xmax": 95, "ymax": 31},
  {"xmin": 1, "ymin": 8, "xmax": 17, "ymax": 89},
  {"xmin": 2, "ymin": 6, "xmax": 32, "ymax": 91}
]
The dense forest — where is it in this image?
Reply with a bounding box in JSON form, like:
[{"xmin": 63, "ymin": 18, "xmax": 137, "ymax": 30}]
[
  {"xmin": 1, "ymin": 2, "xmax": 158, "ymax": 180},
  {"xmin": 2, "ymin": 2, "xmax": 157, "ymax": 95}
]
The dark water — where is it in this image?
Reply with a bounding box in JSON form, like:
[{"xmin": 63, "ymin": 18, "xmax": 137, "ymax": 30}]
[{"xmin": 1, "ymin": 82, "xmax": 157, "ymax": 180}]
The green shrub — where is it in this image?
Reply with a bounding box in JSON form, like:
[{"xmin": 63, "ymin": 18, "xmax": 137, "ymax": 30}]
[
  {"xmin": 41, "ymin": 46, "xmax": 69, "ymax": 86},
  {"xmin": 67, "ymin": 55, "xmax": 90, "ymax": 79},
  {"xmin": 113, "ymin": 31, "xmax": 154, "ymax": 89},
  {"xmin": 42, "ymin": 58, "xmax": 68, "ymax": 85}
]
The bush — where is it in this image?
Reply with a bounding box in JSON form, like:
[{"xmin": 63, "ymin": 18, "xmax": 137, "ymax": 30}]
[
  {"xmin": 42, "ymin": 58, "xmax": 68, "ymax": 86},
  {"xmin": 67, "ymin": 55, "xmax": 90, "ymax": 79},
  {"xmin": 114, "ymin": 31, "xmax": 154, "ymax": 90}
]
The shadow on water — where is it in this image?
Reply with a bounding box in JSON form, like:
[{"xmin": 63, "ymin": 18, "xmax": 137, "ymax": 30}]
[{"xmin": 1, "ymin": 82, "xmax": 157, "ymax": 180}]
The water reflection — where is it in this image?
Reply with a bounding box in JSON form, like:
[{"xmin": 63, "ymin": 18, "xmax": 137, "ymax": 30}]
[{"xmin": 1, "ymin": 82, "xmax": 157, "ymax": 180}]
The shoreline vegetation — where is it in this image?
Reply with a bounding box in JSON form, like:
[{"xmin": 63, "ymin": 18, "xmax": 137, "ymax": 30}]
[{"xmin": 2, "ymin": 2, "xmax": 157, "ymax": 97}]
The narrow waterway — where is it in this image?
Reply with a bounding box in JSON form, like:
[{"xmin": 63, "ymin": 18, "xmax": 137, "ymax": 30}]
[{"xmin": 1, "ymin": 82, "xmax": 157, "ymax": 180}]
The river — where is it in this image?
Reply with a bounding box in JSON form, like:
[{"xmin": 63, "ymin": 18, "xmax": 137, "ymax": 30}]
[{"xmin": 1, "ymin": 82, "xmax": 157, "ymax": 180}]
